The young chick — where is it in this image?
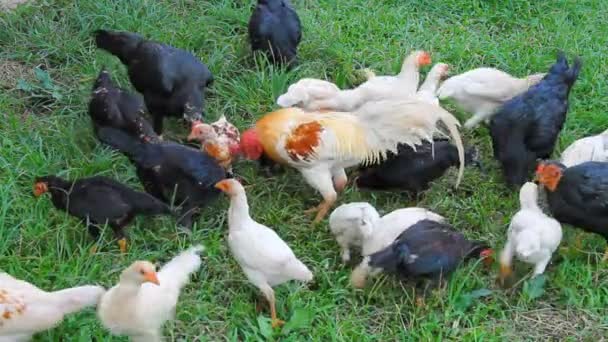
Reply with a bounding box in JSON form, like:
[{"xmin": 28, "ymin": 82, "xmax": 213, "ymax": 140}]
[
  {"xmin": 0, "ymin": 273, "xmax": 104, "ymax": 341},
  {"xmin": 248, "ymin": 0, "xmax": 302, "ymax": 66},
  {"xmin": 415, "ymin": 63, "xmax": 449, "ymax": 106},
  {"xmin": 499, "ymin": 182, "xmax": 562, "ymax": 284},
  {"xmin": 437, "ymin": 67, "xmax": 545, "ymax": 129},
  {"xmin": 276, "ymin": 78, "xmax": 340, "ymax": 111},
  {"xmin": 490, "ymin": 52, "xmax": 582, "ymax": 187},
  {"xmin": 360, "ymin": 220, "xmax": 493, "ymax": 289},
  {"xmin": 306, "ymin": 51, "xmax": 432, "ymax": 112},
  {"xmin": 560, "ymin": 129, "xmax": 608, "ymax": 167},
  {"xmin": 97, "ymin": 127, "xmax": 226, "ymax": 230},
  {"xmin": 98, "ymin": 246, "xmax": 203, "ymax": 342},
  {"xmin": 188, "ymin": 115, "xmax": 241, "ymax": 173},
  {"xmin": 215, "ymin": 179, "xmax": 313, "ymax": 328},
  {"xmin": 94, "ymin": 30, "xmax": 214, "ymax": 134},
  {"xmin": 355, "ymin": 139, "xmax": 479, "ymax": 193},
  {"xmin": 88, "ymin": 69, "xmax": 158, "ymax": 143},
  {"xmin": 536, "ymin": 161, "xmax": 608, "ymax": 260},
  {"xmin": 34, "ymin": 175, "xmax": 172, "ymax": 253}
]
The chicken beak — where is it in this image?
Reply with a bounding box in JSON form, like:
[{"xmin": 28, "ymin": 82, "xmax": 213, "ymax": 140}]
[
  {"xmin": 144, "ymin": 271, "xmax": 160, "ymax": 285},
  {"xmin": 33, "ymin": 182, "xmax": 48, "ymax": 197},
  {"xmin": 214, "ymin": 180, "xmax": 231, "ymax": 193}
]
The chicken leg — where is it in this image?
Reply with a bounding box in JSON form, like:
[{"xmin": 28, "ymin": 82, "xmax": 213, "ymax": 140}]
[
  {"xmin": 301, "ymin": 167, "xmax": 338, "ymax": 224},
  {"xmin": 260, "ymin": 284, "xmax": 284, "ymax": 328}
]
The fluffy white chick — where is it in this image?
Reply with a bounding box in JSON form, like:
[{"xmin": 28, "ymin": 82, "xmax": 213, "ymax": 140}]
[
  {"xmin": 499, "ymin": 182, "xmax": 562, "ymax": 283},
  {"xmin": 415, "ymin": 63, "xmax": 449, "ymax": 105},
  {"xmin": 437, "ymin": 68, "xmax": 545, "ymax": 129},
  {"xmin": 276, "ymin": 78, "xmax": 340, "ymax": 111},
  {"xmin": 215, "ymin": 179, "xmax": 313, "ymax": 328},
  {"xmin": 98, "ymin": 245, "xmax": 203, "ymax": 342},
  {"xmin": 328, "ymin": 203, "xmax": 445, "ymax": 288},
  {"xmin": 0, "ymin": 272, "xmax": 104, "ymax": 342},
  {"xmin": 560, "ymin": 129, "xmax": 608, "ymax": 167}
]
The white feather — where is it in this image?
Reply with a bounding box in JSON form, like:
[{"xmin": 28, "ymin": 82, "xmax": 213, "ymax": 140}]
[{"xmin": 560, "ymin": 129, "xmax": 608, "ymax": 167}]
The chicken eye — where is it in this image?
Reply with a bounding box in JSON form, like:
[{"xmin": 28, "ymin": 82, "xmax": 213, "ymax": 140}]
[{"xmin": 139, "ymin": 269, "xmax": 145, "ymax": 275}]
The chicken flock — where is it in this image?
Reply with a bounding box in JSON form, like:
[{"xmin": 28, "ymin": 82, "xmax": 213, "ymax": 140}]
[{"xmin": 5, "ymin": 0, "xmax": 608, "ymax": 340}]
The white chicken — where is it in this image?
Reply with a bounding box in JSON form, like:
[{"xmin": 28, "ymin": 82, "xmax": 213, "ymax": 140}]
[
  {"xmin": 415, "ymin": 63, "xmax": 449, "ymax": 105},
  {"xmin": 327, "ymin": 203, "xmax": 445, "ymax": 288},
  {"xmin": 276, "ymin": 78, "xmax": 341, "ymax": 111},
  {"xmin": 304, "ymin": 50, "xmax": 432, "ymax": 112},
  {"xmin": 97, "ymin": 245, "xmax": 203, "ymax": 342},
  {"xmin": 0, "ymin": 273, "xmax": 104, "ymax": 342},
  {"xmin": 560, "ymin": 129, "xmax": 608, "ymax": 167},
  {"xmin": 239, "ymin": 99, "xmax": 465, "ymax": 223},
  {"xmin": 499, "ymin": 182, "xmax": 562, "ymax": 283},
  {"xmin": 215, "ymin": 179, "xmax": 313, "ymax": 328},
  {"xmin": 188, "ymin": 115, "xmax": 241, "ymax": 172},
  {"xmin": 437, "ymin": 67, "xmax": 545, "ymax": 129}
]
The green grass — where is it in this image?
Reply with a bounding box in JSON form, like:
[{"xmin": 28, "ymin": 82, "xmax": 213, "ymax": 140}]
[{"xmin": 2, "ymin": 0, "xmax": 608, "ymax": 340}]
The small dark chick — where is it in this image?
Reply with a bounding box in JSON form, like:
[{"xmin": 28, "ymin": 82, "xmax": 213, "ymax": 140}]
[
  {"xmin": 355, "ymin": 140, "xmax": 480, "ymax": 193},
  {"xmin": 34, "ymin": 175, "xmax": 171, "ymax": 253},
  {"xmin": 367, "ymin": 219, "xmax": 493, "ymax": 288},
  {"xmin": 97, "ymin": 127, "xmax": 226, "ymax": 230},
  {"xmin": 536, "ymin": 161, "xmax": 608, "ymax": 260},
  {"xmin": 248, "ymin": 0, "xmax": 302, "ymax": 66},
  {"xmin": 88, "ymin": 69, "xmax": 158, "ymax": 143},
  {"xmin": 94, "ymin": 29, "xmax": 214, "ymax": 134},
  {"xmin": 490, "ymin": 51, "xmax": 581, "ymax": 187}
]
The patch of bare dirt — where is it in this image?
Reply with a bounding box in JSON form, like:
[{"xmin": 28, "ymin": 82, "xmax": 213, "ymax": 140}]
[
  {"xmin": 0, "ymin": 59, "xmax": 31, "ymax": 89},
  {"xmin": 0, "ymin": 0, "xmax": 30, "ymax": 11}
]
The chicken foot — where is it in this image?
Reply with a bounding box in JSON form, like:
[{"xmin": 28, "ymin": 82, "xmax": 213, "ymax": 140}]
[{"xmin": 260, "ymin": 284, "xmax": 284, "ymax": 328}]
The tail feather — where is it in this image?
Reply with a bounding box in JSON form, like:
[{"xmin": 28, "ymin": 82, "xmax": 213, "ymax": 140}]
[
  {"xmin": 285, "ymin": 258, "xmax": 313, "ymax": 282},
  {"xmin": 93, "ymin": 68, "xmax": 112, "ymax": 90},
  {"xmin": 94, "ymin": 29, "xmax": 142, "ymax": 63},
  {"xmin": 97, "ymin": 126, "xmax": 145, "ymax": 161},
  {"xmin": 51, "ymin": 286, "xmax": 105, "ymax": 315},
  {"xmin": 437, "ymin": 108, "xmax": 465, "ymax": 187},
  {"xmin": 158, "ymin": 245, "xmax": 204, "ymax": 292}
]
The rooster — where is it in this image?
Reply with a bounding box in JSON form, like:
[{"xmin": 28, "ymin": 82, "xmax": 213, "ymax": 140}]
[{"xmin": 238, "ymin": 100, "xmax": 465, "ymax": 223}]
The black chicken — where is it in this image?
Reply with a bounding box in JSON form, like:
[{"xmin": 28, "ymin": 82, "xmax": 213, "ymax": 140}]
[
  {"xmin": 88, "ymin": 69, "xmax": 158, "ymax": 143},
  {"xmin": 490, "ymin": 51, "xmax": 581, "ymax": 187},
  {"xmin": 366, "ymin": 220, "xmax": 493, "ymax": 287},
  {"xmin": 355, "ymin": 140, "xmax": 481, "ymax": 193},
  {"xmin": 34, "ymin": 175, "xmax": 172, "ymax": 253},
  {"xmin": 248, "ymin": 0, "xmax": 302, "ymax": 66},
  {"xmin": 97, "ymin": 127, "xmax": 226, "ymax": 230},
  {"xmin": 536, "ymin": 161, "xmax": 608, "ymax": 260},
  {"xmin": 94, "ymin": 29, "xmax": 214, "ymax": 134}
]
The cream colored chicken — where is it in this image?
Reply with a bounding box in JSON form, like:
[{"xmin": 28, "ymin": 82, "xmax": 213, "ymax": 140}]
[
  {"xmin": 415, "ymin": 63, "xmax": 449, "ymax": 105},
  {"xmin": 499, "ymin": 182, "xmax": 562, "ymax": 284},
  {"xmin": 276, "ymin": 78, "xmax": 341, "ymax": 111},
  {"xmin": 97, "ymin": 246, "xmax": 203, "ymax": 342},
  {"xmin": 560, "ymin": 129, "xmax": 608, "ymax": 167},
  {"xmin": 0, "ymin": 272, "xmax": 104, "ymax": 342},
  {"xmin": 304, "ymin": 50, "xmax": 431, "ymax": 111},
  {"xmin": 327, "ymin": 203, "xmax": 444, "ymax": 288},
  {"xmin": 437, "ymin": 67, "xmax": 545, "ymax": 129},
  {"xmin": 215, "ymin": 179, "xmax": 313, "ymax": 328}
]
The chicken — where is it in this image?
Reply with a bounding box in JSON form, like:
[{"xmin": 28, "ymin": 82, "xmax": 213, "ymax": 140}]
[
  {"xmin": 238, "ymin": 100, "xmax": 465, "ymax": 223},
  {"xmin": 536, "ymin": 161, "xmax": 608, "ymax": 260},
  {"xmin": 328, "ymin": 203, "xmax": 445, "ymax": 288},
  {"xmin": 98, "ymin": 245, "xmax": 203, "ymax": 342},
  {"xmin": 88, "ymin": 69, "xmax": 158, "ymax": 144},
  {"xmin": 355, "ymin": 139, "xmax": 480, "ymax": 193},
  {"xmin": 248, "ymin": 0, "xmax": 302, "ymax": 66},
  {"xmin": 33, "ymin": 175, "xmax": 172, "ymax": 253},
  {"xmin": 415, "ymin": 63, "xmax": 449, "ymax": 105},
  {"xmin": 94, "ymin": 29, "xmax": 214, "ymax": 134},
  {"xmin": 0, "ymin": 272, "xmax": 104, "ymax": 341},
  {"xmin": 499, "ymin": 182, "xmax": 562, "ymax": 284},
  {"xmin": 560, "ymin": 129, "xmax": 608, "ymax": 167},
  {"xmin": 490, "ymin": 52, "xmax": 582, "ymax": 187},
  {"xmin": 437, "ymin": 67, "xmax": 545, "ymax": 129},
  {"xmin": 187, "ymin": 115, "xmax": 241, "ymax": 173},
  {"xmin": 359, "ymin": 219, "xmax": 493, "ymax": 289},
  {"xmin": 276, "ymin": 78, "xmax": 340, "ymax": 111},
  {"xmin": 97, "ymin": 127, "xmax": 226, "ymax": 231},
  {"xmin": 215, "ymin": 179, "xmax": 313, "ymax": 328},
  {"xmin": 305, "ymin": 51, "xmax": 432, "ymax": 112}
]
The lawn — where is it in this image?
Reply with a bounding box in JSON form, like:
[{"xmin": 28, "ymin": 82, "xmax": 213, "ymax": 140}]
[{"xmin": 2, "ymin": 0, "xmax": 608, "ymax": 340}]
